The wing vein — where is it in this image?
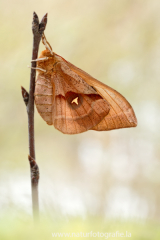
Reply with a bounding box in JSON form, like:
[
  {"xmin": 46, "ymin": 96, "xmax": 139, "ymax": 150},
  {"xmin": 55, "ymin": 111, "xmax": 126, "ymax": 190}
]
[
  {"xmin": 61, "ymin": 79, "xmax": 67, "ymax": 133},
  {"xmin": 69, "ymin": 105, "xmax": 77, "ymax": 134},
  {"xmin": 104, "ymin": 90, "xmax": 131, "ymax": 125},
  {"xmin": 97, "ymin": 101, "xmax": 116, "ymax": 129}
]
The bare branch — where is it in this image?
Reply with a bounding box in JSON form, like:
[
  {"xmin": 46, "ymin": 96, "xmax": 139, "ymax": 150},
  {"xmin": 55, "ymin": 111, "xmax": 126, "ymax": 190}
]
[{"xmin": 21, "ymin": 12, "xmax": 48, "ymax": 221}]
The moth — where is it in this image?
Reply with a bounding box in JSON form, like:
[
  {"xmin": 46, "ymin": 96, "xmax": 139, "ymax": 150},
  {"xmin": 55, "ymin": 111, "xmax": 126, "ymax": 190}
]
[{"xmin": 33, "ymin": 34, "xmax": 137, "ymax": 134}]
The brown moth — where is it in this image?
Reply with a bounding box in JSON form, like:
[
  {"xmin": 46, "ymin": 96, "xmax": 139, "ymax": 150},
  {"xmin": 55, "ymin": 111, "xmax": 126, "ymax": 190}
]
[{"xmin": 34, "ymin": 34, "xmax": 137, "ymax": 134}]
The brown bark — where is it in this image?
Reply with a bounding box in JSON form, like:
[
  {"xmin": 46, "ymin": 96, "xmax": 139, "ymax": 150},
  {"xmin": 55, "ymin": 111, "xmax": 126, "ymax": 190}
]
[{"xmin": 21, "ymin": 12, "xmax": 47, "ymax": 221}]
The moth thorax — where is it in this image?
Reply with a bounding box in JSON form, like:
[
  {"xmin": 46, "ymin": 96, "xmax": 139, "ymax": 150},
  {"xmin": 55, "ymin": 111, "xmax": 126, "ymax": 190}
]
[{"xmin": 37, "ymin": 58, "xmax": 56, "ymax": 74}]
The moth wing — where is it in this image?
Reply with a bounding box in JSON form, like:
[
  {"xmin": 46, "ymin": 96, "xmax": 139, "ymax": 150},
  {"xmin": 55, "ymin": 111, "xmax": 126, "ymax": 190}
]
[
  {"xmin": 63, "ymin": 60, "xmax": 137, "ymax": 131},
  {"xmin": 51, "ymin": 62, "xmax": 110, "ymax": 134},
  {"xmin": 35, "ymin": 75, "xmax": 54, "ymax": 125}
]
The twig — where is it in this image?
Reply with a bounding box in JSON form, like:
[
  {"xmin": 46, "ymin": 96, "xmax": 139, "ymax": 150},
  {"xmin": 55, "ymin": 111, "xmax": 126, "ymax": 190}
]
[{"xmin": 21, "ymin": 12, "xmax": 47, "ymax": 221}]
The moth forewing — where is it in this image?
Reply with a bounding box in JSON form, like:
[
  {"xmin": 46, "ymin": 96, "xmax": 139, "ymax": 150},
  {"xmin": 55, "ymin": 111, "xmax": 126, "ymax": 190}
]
[{"xmin": 63, "ymin": 61, "xmax": 137, "ymax": 130}]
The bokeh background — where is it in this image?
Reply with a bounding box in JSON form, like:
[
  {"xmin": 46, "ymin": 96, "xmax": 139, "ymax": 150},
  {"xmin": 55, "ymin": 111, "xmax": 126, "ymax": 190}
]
[{"xmin": 0, "ymin": 0, "xmax": 160, "ymax": 239}]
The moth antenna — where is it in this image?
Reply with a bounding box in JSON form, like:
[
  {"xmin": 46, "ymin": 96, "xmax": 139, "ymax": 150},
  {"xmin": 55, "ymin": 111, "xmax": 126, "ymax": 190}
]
[
  {"xmin": 31, "ymin": 57, "xmax": 49, "ymax": 62},
  {"xmin": 42, "ymin": 33, "xmax": 53, "ymax": 55},
  {"xmin": 27, "ymin": 65, "xmax": 46, "ymax": 72}
]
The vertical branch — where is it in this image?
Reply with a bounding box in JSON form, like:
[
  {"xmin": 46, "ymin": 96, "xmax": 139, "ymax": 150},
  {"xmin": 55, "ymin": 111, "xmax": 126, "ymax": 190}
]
[
  {"xmin": 21, "ymin": 12, "xmax": 47, "ymax": 221},
  {"xmin": 28, "ymin": 12, "xmax": 47, "ymax": 159}
]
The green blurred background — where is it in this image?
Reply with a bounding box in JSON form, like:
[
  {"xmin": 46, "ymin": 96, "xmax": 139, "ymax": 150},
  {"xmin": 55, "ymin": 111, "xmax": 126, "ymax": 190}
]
[{"xmin": 0, "ymin": 0, "xmax": 160, "ymax": 239}]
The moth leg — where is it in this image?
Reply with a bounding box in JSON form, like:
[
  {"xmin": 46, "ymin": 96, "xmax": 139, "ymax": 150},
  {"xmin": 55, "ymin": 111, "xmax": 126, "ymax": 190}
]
[
  {"xmin": 31, "ymin": 57, "xmax": 49, "ymax": 62},
  {"xmin": 27, "ymin": 65, "xmax": 46, "ymax": 72}
]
